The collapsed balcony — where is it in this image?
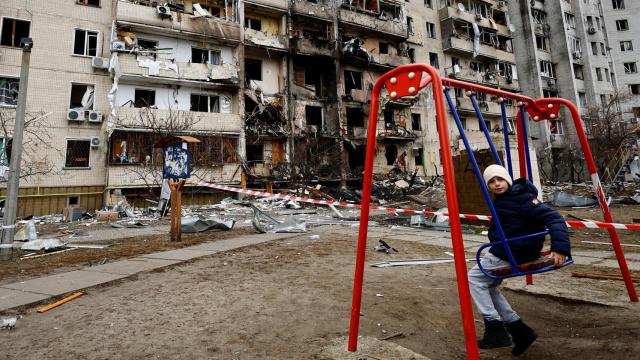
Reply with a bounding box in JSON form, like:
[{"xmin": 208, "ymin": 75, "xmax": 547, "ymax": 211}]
[
  {"xmin": 244, "ymin": 92, "xmax": 289, "ymax": 138},
  {"xmin": 290, "ymin": 0, "xmax": 337, "ymax": 22},
  {"xmin": 339, "ymin": 0, "xmax": 408, "ymax": 39},
  {"xmin": 291, "ymin": 20, "xmax": 334, "ymax": 57}
]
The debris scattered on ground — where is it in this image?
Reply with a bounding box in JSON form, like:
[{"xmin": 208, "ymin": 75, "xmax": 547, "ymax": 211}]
[
  {"xmin": 552, "ymin": 191, "xmax": 599, "ymax": 207},
  {"xmin": 181, "ymin": 216, "xmax": 235, "ymax": 233},
  {"xmin": 37, "ymin": 292, "xmax": 84, "ymax": 313},
  {"xmin": 65, "ymin": 243, "xmax": 111, "ymax": 249},
  {"xmin": 0, "ymin": 316, "xmax": 20, "ymax": 330},
  {"xmin": 21, "ymin": 238, "xmax": 66, "ymax": 251},
  {"xmin": 374, "ymin": 239, "xmax": 398, "ymax": 254}
]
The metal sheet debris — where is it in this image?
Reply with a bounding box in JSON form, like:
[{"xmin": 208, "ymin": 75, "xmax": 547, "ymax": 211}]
[
  {"xmin": 181, "ymin": 216, "xmax": 235, "ymax": 233},
  {"xmin": 21, "ymin": 238, "xmax": 66, "ymax": 251},
  {"xmin": 552, "ymin": 191, "xmax": 598, "ymax": 207},
  {"xmin": 66, "ymin": 243, "xmax": 112, "ymax": 249},
  {"xmin": 1, "ymin": 316, "xmax": 19, "ymax": 330}
]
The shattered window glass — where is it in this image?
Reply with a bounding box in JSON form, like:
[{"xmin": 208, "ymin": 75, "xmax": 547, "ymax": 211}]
[
  {"xmin": 73, "ymin": 29, "xmax": 99, "ymax": 56},
  {"xmin": 0, "ymin": 77, "xmax": 19, "ymax": 106},
  {"xmin": 0, "ymin": 18, "xmax": 30, "ymax": 48}
]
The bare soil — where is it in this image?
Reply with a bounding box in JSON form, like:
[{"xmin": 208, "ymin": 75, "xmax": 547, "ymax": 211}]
[{"xmin": 3, "ymin": 230, "xmax": 640, "ymax": 360}]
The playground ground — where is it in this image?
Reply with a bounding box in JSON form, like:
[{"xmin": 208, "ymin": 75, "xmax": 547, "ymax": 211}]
[{"xmin": 2, "ymin": 206, "xmax": 640, "ymax": 360}]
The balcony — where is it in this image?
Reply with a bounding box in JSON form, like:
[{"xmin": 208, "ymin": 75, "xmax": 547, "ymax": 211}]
[
  {"xmin": 117, "ymin": 53, "xmax": 239, "ymax": 85},
  {"xmin": 291, "ymin": 0, "xmax": 336, "ymax": 21},
  {"xmin": 244, "ymin": 28, "xmax": 288, "ymax": 51},
  {"xmin": 107, "ymin": 164, "xmax": 241, "ymax": 187},
  {"xmin": 114, "ymin": 107, "xmax": 242, "ymax": 133},
  {"xmin": 245, "ymin": 0, "xmax": 288, "ymax": 12},
  {"xmin": 370, "ymin": 52, "xmax": 411, "ymax": 68},
  {"xmin": 292, "ymin": 37, "xmax": 334, "ymax": 57},
  {"xmin": 442, "ymin": 36, "xmax": 497, "ymax": 60},
  {"xmin": 438, "ymin": 6, "xmax": 511, "ymax": 37},
  {"xmin": 447, "ymin": 69, "xmax": 519, "ymax": 91},
  {"xmin": 339, "ymin": 8, "xmax": 408, "ymax": 39},
  {"xmin": 116, "ymin": 1, "xmax": 241, "ymax": 43},
  {"xmin": 455, "ymin": 97, "xmax": 504, "ymax": 116},
  {"xmin": 495, "ymin": 47, "xmax": 515, "ymax": 63}
]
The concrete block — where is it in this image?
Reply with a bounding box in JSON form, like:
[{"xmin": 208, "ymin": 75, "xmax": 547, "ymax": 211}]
[{"xmin": 0, "ymin": 288, "xmax": 49, "ymax": 312}]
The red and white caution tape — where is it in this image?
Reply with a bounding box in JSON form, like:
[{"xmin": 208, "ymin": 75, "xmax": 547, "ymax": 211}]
[{"xmin": 190, "ymin": 179, "xmax": 640, "ymax": 231}]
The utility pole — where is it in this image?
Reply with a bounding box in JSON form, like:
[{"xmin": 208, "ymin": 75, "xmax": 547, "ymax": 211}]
[{"xmin": 1, "ymin": 37, "xmax": 33, "ymax": 261}]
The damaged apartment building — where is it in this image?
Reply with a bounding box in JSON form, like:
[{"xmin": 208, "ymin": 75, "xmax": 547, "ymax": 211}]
[{"xmin": 1, "ymin": 0, "xmax": 528, "ymax": 215}]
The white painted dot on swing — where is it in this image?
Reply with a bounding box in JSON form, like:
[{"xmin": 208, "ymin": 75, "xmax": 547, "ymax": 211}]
[
  {"xmin": 390, "ymin": 77, "xmax": 397, "ymax": 84},
  {"xmin": 408, "ymin": 72, "xmax": 415, "ymax": 79},
  {"xmin": 497, "ymin": 97, "xmax": 504, "ymax": 103},
  {"xmin": 550, "ymin": 113, "xmax": 556, "ymax": 119},
  {"xmin": 534, "ymin": 116, "xmax": 540, "ymax": 121},
  {"xmin": 548, "ymin": 103, "xmax": 554, "ymax": 108},
  {"xmin": 465, "ymin": 90, "xmax": 473, "ymax": 96},
  {"xmin": 408, "ymin": 86, "xmax": 416, "ymax": 94},
  {"xmin": 390, "ymin": 91, "xmax": 397, "ymax": 98},
  {"xmin": 517, "ymin": 101, "xmax": 525, "ymax": 106}
]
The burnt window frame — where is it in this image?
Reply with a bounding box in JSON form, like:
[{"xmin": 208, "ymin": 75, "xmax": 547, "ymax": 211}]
[
  {"xmin": 245, "ymin": 58, "xmax": 262, "ymax": 83},
  {"xmin": 64, "ymin": 139, "xmax": 91, "ymax": 169},
  {"xmin": 344, "ymin": 70, "xmax": 363, "ymax": 93}
]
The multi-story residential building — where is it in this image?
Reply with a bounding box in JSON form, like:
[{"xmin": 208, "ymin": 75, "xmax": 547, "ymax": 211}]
[
  {"xmin": 602, "ymin": 0, "xmax": 640, "ymax": 123},
  {"xmin": 1, "ymin": 0, "xmax": 532, "ymax": 216}
]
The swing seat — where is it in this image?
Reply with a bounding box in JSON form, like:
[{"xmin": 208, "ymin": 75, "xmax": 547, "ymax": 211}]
[{"xmin": 489, "ymin": 256, "xmax": 556, "ymax": 276}]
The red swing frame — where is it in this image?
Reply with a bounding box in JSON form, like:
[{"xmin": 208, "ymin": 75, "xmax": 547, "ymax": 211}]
[{"xmin": 347, "ymin": 64, "xmax": 638, "ymax": 359}]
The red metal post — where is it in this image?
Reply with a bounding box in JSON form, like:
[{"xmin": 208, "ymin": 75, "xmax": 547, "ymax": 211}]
[{"xmin": 542, "ymin": 99, "xmax": 638, "ymax": 302}]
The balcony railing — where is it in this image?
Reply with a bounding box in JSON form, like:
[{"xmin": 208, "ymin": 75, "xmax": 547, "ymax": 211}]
[
  {"xmin": 442, "ymin": 36, "xmax": 498, "ymax": 60},
  {"xmin": 245, "ymin": 28, "xmax": 288, "ymax": 50},
  {"xmin": 438, "ymin": 6, "xmax": 511, "ymax": 37},
  {"xmin": 339, "ymin": 8, "xmax": 407, "ymax": 39},
  {"xmin": 116, "ymin": 1, "xmax": 241, "ymax": 42},
  {"xmin": 291, "ymin": 0, "xmax": 337, "ymax": 21},
  {"xmin": 117, "ymin": 53, "xmax": 239, "ymax": 85},
  {"xmin": 114, "ymin": 107, "xmax": 242, "ymax": 133}
]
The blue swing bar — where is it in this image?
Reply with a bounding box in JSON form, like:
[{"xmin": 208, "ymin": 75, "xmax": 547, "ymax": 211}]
[{"xmin": 444, "ymin": 88, "xmax": 573, "ymax": 279}]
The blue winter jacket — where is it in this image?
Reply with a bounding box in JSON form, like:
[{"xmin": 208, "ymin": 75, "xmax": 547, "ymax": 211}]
[{"xmin": 488, "ymin": 178, "xmax": 571, "ymax": 264}]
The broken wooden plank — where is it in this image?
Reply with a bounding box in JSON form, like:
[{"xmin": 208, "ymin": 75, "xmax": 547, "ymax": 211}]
[
  {"xmin": 572, "ymin": 272, "xmax": 640, "ymax": 283},
  {"xmin": 37, "ymin": 292, "xmax": 84, "ymax": 313}
]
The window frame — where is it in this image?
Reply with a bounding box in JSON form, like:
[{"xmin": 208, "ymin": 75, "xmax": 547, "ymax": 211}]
[
  {"xmin": 616, "ymin": 19, "xmax": 629, "ymax": 31},
  {"xmin": 72, "ymin": 28, "xmax": 100, "ymax": 57},
  {"xmin": 190, "ymin": 93, "xmax": 221, "ymax": 113},
  {"xmin": 245, "ymin": 58, "xmax": 262, "ymax": 82},
  {"xmin": 620, "ymin": 41, "xmax": 633, "ymax": 52},
  {"xmin": 64, "ymin": 138, "xmax": 91, "ymax": 169},
  {"xmin": 133, "ymin": 88, "xmax": 156, "ymax": 108},
  {"xmin": 0, "ymin": 75, "xmax": 19, "ymax": 107},
  {"xmin": 75, "ymin": 0, "xmax": 101, "ymax": 6},
  {"xmin": 612, "ymin": 0, "xmax": 625, "ymax": 10},
  {"xmin": 69, "ymin": 82, "xmax": 96, "ymax": 111},
  {"xmin": 624, "ymin": 62, "xmax": 638, "ymax": 74},
  {"xmin": 0, "ymin": 17, "xmax": 31, "ymax": 48}
]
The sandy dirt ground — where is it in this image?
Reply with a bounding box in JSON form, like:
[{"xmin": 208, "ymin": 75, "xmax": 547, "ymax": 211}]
[{"xmin": 3, "ymin": 224, "xmax": 640, "ymax": 360}]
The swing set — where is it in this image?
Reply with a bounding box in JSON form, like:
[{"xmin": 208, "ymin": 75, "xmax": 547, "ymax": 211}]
[{"xmin": 347, "ymin": 64, "xmax": 639, "ymax": 359}]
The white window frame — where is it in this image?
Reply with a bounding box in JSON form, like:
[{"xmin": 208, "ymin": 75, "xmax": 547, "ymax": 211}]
[
  {"xmin": 540, "ymin": 60, "xmax": 555, "ymax": 78},
  {"xmin": 616, "ymin": 19, "xmax": 629, "ymax": 31},
  {"xmin": 192, "ymin": 47, "xmax": 222, "ymax": 65},
  {"xmin": 550, "ymin": 119, "xmax": 564, "ymax": 135},
  {"xmin": 72, "ymin": 28, "xmax": 100, "ymax": 57},
  {"xmin": 0, "ymin": 75, "xmax": 19, "ymax": 107},
  {"xmin": 565, "ymin": 13, "xmax": 576, "ymax": 29},
  {"xmin": 191, "ymin": 93, "xmax": 221, "ymax": 113},
  {"xmin": 64, "ymin": 138, "xmax": 91, "ymax": 169},
  {"xmin": 620, "ymin": 40, "xmax": 633, "ymax": 51},
  {"xmin": 426, "ymin": 22, "xmax": 436, "ymax": 39},
  {"xmin": 569, "ymin": 37, "xmax": 581, "ymax": 54}
]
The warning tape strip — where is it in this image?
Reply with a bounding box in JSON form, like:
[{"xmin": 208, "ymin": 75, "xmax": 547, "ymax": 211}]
[{"xmin": 190, "ymin": 180, "xmax": 640, "ymax": 231}]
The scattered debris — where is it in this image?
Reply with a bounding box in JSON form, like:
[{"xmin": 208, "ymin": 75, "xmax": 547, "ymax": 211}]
[
  {"xmin": 552, "ymin": 191, "xmax": 599, "ymax": 207},
  {"xmin": 309, "ymin": 235, "xmax": 320, "ymax": 240},
  {"xmin": 380, "ymin": 332, "xmax": 405, "ymax": 341},
  {"xmin": 572, "ymin": 272, "xmax": 640, "ymax": 283},
  {"xmin": 0, "ymin": 316, "xmax": 20, "ymax": 330},
  {"xmin": 37, "ymin": 292, "xmax": 84, "ymax": 313},
  {"xmin": 181, "ymin": 216, "xmax": 235, "ymax": 233},
  {"xmin": 374, "ymin": 239, "xmax": 398, "ymax": 254},
  {"xmin": 21, "ymin": 238, "xmax": 66, "ymax": 251},
  {"xmin": 370, "ymin": 258, "xmax": 475, "ymax": 268},
  {"xmin": 65, "ymin": 243, "xmax": 112, "ymax": 249}
]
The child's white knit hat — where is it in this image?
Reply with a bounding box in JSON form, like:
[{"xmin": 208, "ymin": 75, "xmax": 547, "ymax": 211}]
[{"xmin": 483, "ymin": 164, "xmax": 513, "ymax": 186}]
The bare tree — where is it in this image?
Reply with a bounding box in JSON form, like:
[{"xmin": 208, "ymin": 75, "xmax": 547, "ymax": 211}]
[
  {"xmin": 109, "ymin": 106, "xmax": 203, "ymax": 200},
  {"xmin": 0, "ymin": 108, "xmax": 61, "ymax": 182}
]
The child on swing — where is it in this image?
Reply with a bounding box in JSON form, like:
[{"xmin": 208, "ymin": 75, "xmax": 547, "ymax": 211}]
[{"xmin": 468, "ymin": 164, "xmax": 571, "ymax": 356}]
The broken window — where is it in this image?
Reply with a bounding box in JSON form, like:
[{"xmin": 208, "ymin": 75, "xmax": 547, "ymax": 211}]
[
  {"xmin": 344, "ymin": 70, "xmax": 362, "ymax": 93},
  {"xmin": 305, "ymin": 105, "xmax": 322, "ymax": 127},
  {"xmin": 630, "ymin": 84, "xmax": 640, "ymax": 95},
  {"xmin": 0, "ymin": 77, "xmax": 19, "ymax": 107},
  {"xmin": 624, "ymin": 62, "xmax": 638, "ymax": 74},
  {"xmin": 0, "ymin": 18, "xmax": 30, "ymax": 48},
  {"xmin": 424, "ymin": 0, "xmax": 432, "ymax": 8},
  {"xmin": 0, "ymin": 137, "xmax": 12, "ymax": 166},
  {"xmin": 620, "ymin": 41, "xmax": 633, "ymax": 52},
  {"xmin": 304, "ymin": 67, "xmax": 322, "ymax": 97},
  {"xmin": 245, "ymin": 58, "xmax": 262, "ymax": 83},
  {"xmin": 613, "ymin": 0, "xmax": 625, "ymax": 10},
  {"xmin": 536, "ymin": 35, "xmax": 548, "ymax": 51},
  {"xmin": 384, "ymin": 109, "xmax": 394, "ymax": 128},
  {"xmin": 539, "ymin": 60, "xmax": 555, "ymax": 78},
  {"xmin": 73, "ymin": 29, "xmax": 99, "ymax": 57},
  {"xmin": 414, "ymin": 147, "xmax": 423, "ymax": 167},
  {"xmin": 134, "ymin": 89, "xmax": 155, "ymax": 108},
  {"xmin": 246, "ymin": 144, "xmax": 264, "ymax": 162},
  {"xmin": 407, "ymin": 17, "xmax": 413, "ymax": 35},
  {"xmin": 191, "ymin": 94, "xmax": 221, "ymax": 113},
  {"xmin": 244, "ymin": 17, "xmax": 262, "ymax": 31},
  {"xmin": 192, "ymin": 48, "xmax": 221, "ymax": 65},
  {"xmin": 616, "ymin": 19, "xmax": 629, "ymax": 31},
  {"xmin": 65, "ymin": 139, "xmax": 91, "ymax": 168},
  {"xmin": 411, "ymin": 113, "xmax": 421, "ymax": 131},
  {"xmin": 76, "ymin": 0, "xmax": 100, "ymax": 6},
  {"xmin": 138, "ymin": 38, "xmax": 158, "ymax": 59},
  {"xmin": 384, "ymin": 144, "xmax": 397, "ymax": 166},
  {"xmin": 346, "ymin": 107, "xmax": 364, "ymax": 128},
  {"xmin": 70, "ymin": 83, "xmax": 95, "ymax": 110},
  {"xmin": 68, "ymin": 196, "xmax": 79, "ymax": 206},
  {"xmin": 429, "ymin": 53, "xmax": 439, "ymax": 69},
  {"xmin": 408, "ymin": 48, "xmax": 416, "ymax": 63},
  {"xmin": 426, "ymin": 22, "xmax": 436, "ymax": 39},
  {"xmin": 379, "ymin": 42, "xmax": 389, "ymax": 54},
  {"xmin": 596, "ymin": 67, "xmax": 603, "ymax": 81},
  {"xmin": 191, "ymin": 136, "xmax": 237, "ymax": 165}
]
